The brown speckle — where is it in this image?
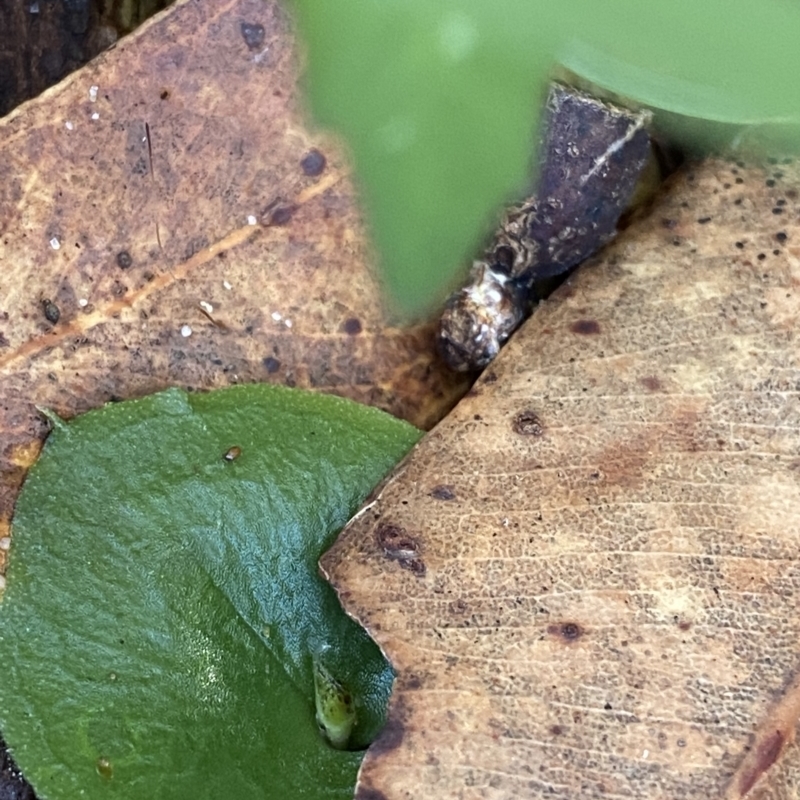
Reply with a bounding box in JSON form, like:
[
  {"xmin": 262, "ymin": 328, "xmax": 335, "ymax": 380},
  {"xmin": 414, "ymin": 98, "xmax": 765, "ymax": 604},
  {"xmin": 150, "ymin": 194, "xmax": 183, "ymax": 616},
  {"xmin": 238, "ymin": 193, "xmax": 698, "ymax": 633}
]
[
  {"xmin": 116, "ymin": 250, "xmax": 132, "ymax": 269},
  {"xmin": 300, "ymin": 148, "xmax": 327, "ymax": 177},
  {"xmin": 240, "ymin": 21, "xmax": 265, "ymax": 50},
  {"xmin": 550, "ymin": 724, "xmax": 565, "ymax": 736},
  {"xmin": 739, "ymin": 729, "xmax": 785, "ymax": 796},
  {"xmin": 223, "ymin": 446, "xmax": 241, "ymax": 462},
  {"xmin": 513, "ymin": 410, "xmax": 544, "ymax": 437},
  {"xmin": 570, "ymin": 319, "xmax": 600, "ymax": 335},
  {"xmin": 430, "ymin": 484, "xmax": 456, "ymax": 501},
  {"xmin": 342, "ymin": 317, "xmax": 362, "ymax": 335},
  {"xmin": 42, "ymin": 299, "xmax": 60, "ymax": 324},
  {"xmin": 640, "ymin": 376, "xmax": 663, "ymax": 392},
  {"xmin": 677, "ymin": 620, "xmax": 692, "ymax": 631}
]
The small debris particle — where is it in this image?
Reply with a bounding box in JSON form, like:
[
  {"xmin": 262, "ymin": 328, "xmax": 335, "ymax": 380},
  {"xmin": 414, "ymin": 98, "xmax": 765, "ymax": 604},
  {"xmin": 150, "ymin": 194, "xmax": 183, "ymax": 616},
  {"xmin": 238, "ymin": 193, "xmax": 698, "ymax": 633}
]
[
  {"xmin": 91, "ymin": 112, "xmax": 100, "ymax": 121},
  {"xmin": 42, "ymin": 299, "xmax": 60, "ymax": 323},
  {"xmin": 199, "ymin": 300, "xmax": 214, "ymax": 314},
  {"xmin": 343, "ymin": 317, "xmax": 362, "ymax": 335},
  {"xmin": 735, "ymin": 241, "xmax": 745, "ymax": 249},
  {"xmin": 772, "ymin": 207, "xmax": 784, "ymax": 215},
  {"xmin": 284, "ymin": 319, "xmax": 292, "ymax": 328},
  {"xmin": 49, "ymin": 237, "xmax": 61, "ymax": 250},
  {"xmin": 180, "ymin": 324, "xmax": 192, "ymax": 337},
  {"xmin": 0, "ymin": 536, "xmax": 10, "ymax": 550},
  {"xmin": 697, "ymin": 216, "xmax": 712, "ymax": 224},
  {"xmin": 223, "ymin": 446, "xmax": 242, "ymax": 461},
  {"xmin": 160, "ymin": 89, "xmax": 169, "ymax": 100},
  {"xmin": 116, "ymin": 250, "xmax": 133, "ymax": 269},
  {"xmin": 78, "ymin": 298, "xmax": 88, "ymax": 307},
  {"xmin": 271, "ymin": 311, "xmax": 282, "ymax": 322},
  {"xmin": 89, "ymin": 85, "xmax": 99, "ymax": 102},
  {"xmin": 300, "ymin": 148, "xmax": 327, "ymax": 177},
  {"xmin": 247, "ymin": 214, "xmax": 257, "ymax": 226},
  {"xmin": 65, "ymin": 121, "xmax": 74, "ymax": 130},
  {"xmin": 240, "ymin": 21, "xmax": 266, "ymax": 50},
  {"xmin": 223, "ymin": 280, "xmax": 232, "ymax": 290},
  {"xmin": 776, "ymin": 231, "xmax": 788, "ymax": 243}
]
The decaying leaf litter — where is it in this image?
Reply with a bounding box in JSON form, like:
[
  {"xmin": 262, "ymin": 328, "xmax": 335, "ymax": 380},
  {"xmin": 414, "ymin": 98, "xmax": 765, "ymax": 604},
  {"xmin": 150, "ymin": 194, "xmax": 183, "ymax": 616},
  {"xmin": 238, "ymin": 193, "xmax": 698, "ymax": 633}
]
[
  {"xmin": 323, "ymin": 158, "xmax": 800, "ymax": 799},
  {"xmin": 0, "ymin": 0, "xmax": 470, "ymax": 580}
]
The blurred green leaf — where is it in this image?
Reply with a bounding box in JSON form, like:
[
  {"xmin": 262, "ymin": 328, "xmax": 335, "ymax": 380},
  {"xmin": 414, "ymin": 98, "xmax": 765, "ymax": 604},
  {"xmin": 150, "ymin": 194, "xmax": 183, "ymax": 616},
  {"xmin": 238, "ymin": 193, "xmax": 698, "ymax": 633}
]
[
  {"xmin": 0, "ymin": 386, "xmax": 421, "ymax": 799},
  {"xmin": 289, "ymin": 0, "xmax": 800, "ymax": 314}
]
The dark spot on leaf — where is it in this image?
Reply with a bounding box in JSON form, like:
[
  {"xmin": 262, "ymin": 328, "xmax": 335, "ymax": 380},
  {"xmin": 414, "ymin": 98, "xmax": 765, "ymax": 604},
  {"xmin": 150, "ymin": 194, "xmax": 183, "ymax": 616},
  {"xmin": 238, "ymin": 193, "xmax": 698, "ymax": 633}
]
[
  {"xmin": 661, "ymin": 218, "xmax": 677, "ymax": 229},
  {"xmin": 266, "ymin": 204, "xmax": 296, "ymax": 226},
  {"xmin": 223, "ymin": 446, "xmax": 241, "ymax": 462},
  {"xmin": 735, "ymin": 241, "xmax": 745, "ymax": 249},
  {"xmin": 570, "ymin": 319, "xmax": 600, "ymax": 335},
  {"xmin": 549, "ymin": 621, "xmax": 584, "ymax": 641},
  {"xmin": 430, "ymin": 484, "xmax": 456, "ymax": 501},
  {"xmin": 0, "ymin": 332, "xmax": 9, "ymax": 347},
  {"xmin": 697, "ymin": 216, "xmax": 712, "ymax": 224},
  {"xmin": 342, "ymin": 317, "xmax": 362, "ymax": 335},
  {"xmin": 300, "ymin": 148, "xmax": 327, "ymax": 177},
  {"xmin": 263, "ymin": 357, "xmax": 281, "ymax": 374},
  {"xmin": 355, "ymin": 790, "xmax": 390, "ymax": 800},
  {"xmin": 550, "ymin": 724, "xmax": 565, "ymax": 736},
  {"xmin": 739, "ymin": 729, "xmax": 785, "ymax": 796},
  {"xmin": 116, "ymin": 250, "xmax": 132, "ymax": 269},
  {"xmin": 42, "ymin": 299, "xmax": 60, "ymax": 323},
  {"xmin": 776, "ymin": 231, "xmax": 788, "ymax": 243},
  {"xmin": 772, "ymin": 207, "xmax": 784, "ymax": 215},
  {"xmin": 368, "ymin": 696, "xmax": 409, "ymax": 756},
  {"xmin": 512, "ymin": 410, "xmax": 544, "ymax": 436},
  {"xmin": 766, "ymin": 178, "xmax": 776, "ymax": 187},
  {"xmin": 677, "ymin": 620, "xmax": 692, "ymax": 631},
  {"xmin": 375, "ymin": 522, "xmax": 419, "ymax": 560},
  {"xmin": 604, "ymin": 702, "xmax": 613, "ymax": 710},
  {"xmin": 160, "ymin": 89, "xmax": 169, "ymax": 100},
  {"xmin": 640, "ymin": 376, "xmax": 663, "ymax": 392},
  {"xmin": 240, "ymin": 21, "xmax": 265, "ymax": 50},
  {"xmin": 484, "ymin": 370, "xmax": 498, "ymax": 383}
]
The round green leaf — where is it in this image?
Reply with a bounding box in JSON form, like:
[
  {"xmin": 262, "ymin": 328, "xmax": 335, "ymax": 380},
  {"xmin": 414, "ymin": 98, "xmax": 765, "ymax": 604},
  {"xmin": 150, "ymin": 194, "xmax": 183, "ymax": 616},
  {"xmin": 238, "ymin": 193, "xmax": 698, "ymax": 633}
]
[{"xmin": 0, "ymin": 386, "xmax": 421, "ymax": 799}]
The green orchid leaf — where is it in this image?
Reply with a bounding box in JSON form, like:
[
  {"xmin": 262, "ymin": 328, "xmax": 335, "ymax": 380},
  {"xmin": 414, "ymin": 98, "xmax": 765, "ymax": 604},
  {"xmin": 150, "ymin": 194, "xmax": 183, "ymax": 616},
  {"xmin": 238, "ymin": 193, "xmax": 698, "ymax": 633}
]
[
  {"xmin": 0, "ymin": 385, "xmax": 421, "ymax": 799},
  {"xmin": 289, "ymin": 0, "xmax": 800, "ymax": 314}
]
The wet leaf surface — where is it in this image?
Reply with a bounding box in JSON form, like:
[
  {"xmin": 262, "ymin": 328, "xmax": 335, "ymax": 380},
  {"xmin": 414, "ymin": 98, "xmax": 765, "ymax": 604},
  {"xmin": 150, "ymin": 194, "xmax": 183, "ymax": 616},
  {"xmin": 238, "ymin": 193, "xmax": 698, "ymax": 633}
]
[
  {"xmin": 322, "ymin": 158, "xmax": 800, "ymax": 799},
  {"xmin": 0, "ymin": 0, "xmax": 470, "ymax": 574},
  {"xmin": 0, "ymin": 385, "xmax": 421, "ymax": 799}
]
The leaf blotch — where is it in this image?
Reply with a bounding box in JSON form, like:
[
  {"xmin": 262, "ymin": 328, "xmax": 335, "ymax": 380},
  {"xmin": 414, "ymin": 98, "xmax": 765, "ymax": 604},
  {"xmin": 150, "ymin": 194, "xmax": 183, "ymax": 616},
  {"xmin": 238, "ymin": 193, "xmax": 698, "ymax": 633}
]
[
  {"xmin": 375, "ymin": 522, "xmax": 425, "ymax": 576},
  {"xmin": 512, "ymin": 411, "xmax": 544, "ymax": 437},
  {"xmin": 739, "ymin": 729, "xmax": 785, "ymax": 796},
  {"xmin": 549, "ymin": 622, "xmax": 584, "ymax": 642},
  {"xmin": 570, "ymin": 319, "xmax": 601, "ymax": 335},
  {"xmin": 429, "ymin": 484, "xmax": 456, "ymax": 501},
  {"xmin": 639, "ymin": 376, "xmax": 663, "ymax": 392}
]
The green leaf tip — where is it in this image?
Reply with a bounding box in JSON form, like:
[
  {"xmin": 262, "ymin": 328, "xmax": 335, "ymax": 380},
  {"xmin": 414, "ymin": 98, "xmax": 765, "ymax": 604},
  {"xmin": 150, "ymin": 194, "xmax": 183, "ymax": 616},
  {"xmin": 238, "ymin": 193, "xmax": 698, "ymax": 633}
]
[{"xmin": 0, "ymin": 384, "xmax": 421, "ymax": 799}]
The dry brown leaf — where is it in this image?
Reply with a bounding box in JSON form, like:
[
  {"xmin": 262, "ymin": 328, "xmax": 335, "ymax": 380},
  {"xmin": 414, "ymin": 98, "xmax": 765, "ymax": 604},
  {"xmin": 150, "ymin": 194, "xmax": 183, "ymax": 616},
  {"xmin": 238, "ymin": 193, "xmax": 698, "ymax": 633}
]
[
  {"xmin": 323, "ymin": 158, "xmax": 800, "ymax": 799},
  {"xmin": 0, "ymin": 0, "xmax": 470, "ymax": 566}
]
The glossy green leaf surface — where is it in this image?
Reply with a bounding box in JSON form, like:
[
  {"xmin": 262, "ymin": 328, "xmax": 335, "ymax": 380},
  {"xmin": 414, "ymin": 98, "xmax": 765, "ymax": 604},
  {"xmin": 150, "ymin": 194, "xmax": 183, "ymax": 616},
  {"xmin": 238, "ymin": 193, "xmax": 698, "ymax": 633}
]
[
  {"xmin": 0, "ymin": 386, "xmax": 421, "ymax": 799},
  {"xmin": 289, "ymin": 0, "xmax": 800, "ymax": 314}
]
